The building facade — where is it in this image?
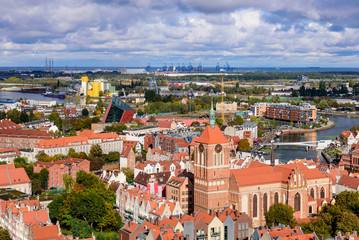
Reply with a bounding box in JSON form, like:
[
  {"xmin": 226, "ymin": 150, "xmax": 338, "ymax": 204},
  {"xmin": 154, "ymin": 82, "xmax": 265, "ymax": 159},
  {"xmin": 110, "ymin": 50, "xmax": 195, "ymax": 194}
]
[
  {"xmin": 253, "ymin": 103, "xmax": 317, "ymax": 122},
  {"xmin": 33, "ymin": 157, "xmax": 90, "ymax": 189}
]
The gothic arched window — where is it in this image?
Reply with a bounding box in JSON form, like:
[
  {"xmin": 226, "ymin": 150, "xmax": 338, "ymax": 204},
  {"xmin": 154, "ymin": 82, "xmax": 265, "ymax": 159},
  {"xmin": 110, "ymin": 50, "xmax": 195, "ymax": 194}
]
[
  {"xmin": 263, "ymin": 193, "xmax": 268, "ymax": 213},
  {"xmin": 274, "ymin": 192, "xmax": 279, "ymax": 204},
  {"xmin": 294, "ymin": 193, "xmax": 301, "ymax": 212},
  {"xmin": 320, "ymin": 187, "xmax": 325, "ymax": 198},
  {"xmin": 310, "ymin": 188, "xmax": 315, "ymax": 199},
  {"xmin": 253, "ymin": 195, "xmax": 258, "ymax": 218}
]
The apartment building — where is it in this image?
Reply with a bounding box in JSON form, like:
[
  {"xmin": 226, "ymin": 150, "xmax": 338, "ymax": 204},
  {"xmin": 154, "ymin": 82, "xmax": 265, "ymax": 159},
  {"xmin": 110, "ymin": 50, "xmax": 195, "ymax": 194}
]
[
  {"xmin": 253, "ymin": 102, "xmax": 317, "ymax": 122},
  {"xmin": 31, "ymin": 129, "xmax": 122, "ymax": 161},
  {"xmin": 33, "ymin": 157, "xmax": 90, "ymax": 189},
  {"xmin": 166, "ymin": 171, "xmax": 194, "ymax": 214}
]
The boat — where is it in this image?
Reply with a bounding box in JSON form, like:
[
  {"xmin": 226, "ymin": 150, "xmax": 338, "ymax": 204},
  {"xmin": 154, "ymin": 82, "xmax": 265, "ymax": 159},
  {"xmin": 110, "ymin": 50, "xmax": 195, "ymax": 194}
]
[{"xmin": 44, "ymin": 92, "xmax": 65, "ymax": 99}]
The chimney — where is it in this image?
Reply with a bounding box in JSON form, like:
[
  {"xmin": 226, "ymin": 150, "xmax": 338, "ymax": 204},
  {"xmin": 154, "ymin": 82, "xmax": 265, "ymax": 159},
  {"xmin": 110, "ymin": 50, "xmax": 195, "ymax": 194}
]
[
  {"xmin": 320, "ymin": 235, "xmax": 324, "ymax": 240},
  {"xmin": 226, "ymin": 211, "xmax": 229, "ymax": 216},
  {"xmin": 209, "ymin": 209, "xmax": 214, "ymax": 216},
  {"xmin": 234, "ymin": 210, "xmax": 239, "ymax": 217},
  {"xmin": 128, "ymin": 221, "xmax": 131, "ymax": 228},
  {"xmin": 160, "ymin": 226, "xmax": 164, "ymax": 232},
  {"xmin": 291, "ymin": 232, "xmax": 296, "ymax": 236}
]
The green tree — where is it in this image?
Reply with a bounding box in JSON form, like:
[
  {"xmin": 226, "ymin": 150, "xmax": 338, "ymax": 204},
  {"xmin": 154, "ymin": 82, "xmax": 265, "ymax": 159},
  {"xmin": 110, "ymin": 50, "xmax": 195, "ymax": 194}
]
[
  {"xmin": 48, "ymin": 194, "xmax": 67, "ymax": 223},
  {"xmin": 90, "ymin": 144, "xmax": 103, "ymax": 158},
  {"xmin": 6, "ymin": 109, "xmax": 21, "ymax": 123},
  {"xmin": 215, "ymin": 118, "xmax": 224, "ymax": 127},
  {"xmin": 82, "ymin": 108, "xmax": 89, "ymax": 118},
  {"xmin": 76, "ymin": 171, "xmax": 101, "ymax": 189},
  {"xmin": 336, "ymin": 212, "xmax": 359, "ymax": 233},
  {"xmin": 29, "ymin": 110, "xmax": 35, "ymax": 121},
  {"xmin": 63, "ymin": 174, "xmax": 74, "ymax": 193},
  {"xmin": 68, "ymin": 219, "xmax": 93, "ymax": 238},
  {"xmin": 107, "ymin": 152, "xmax": 120, "ymax": 162},
  {"xmin": 48, "ymin": 112, "xmax": 62, "ymax": 129},
  {"xmin": 238, "ymin": 139, "xmax": 251, "ymax": 151},
  {"xmin": 39, "ymin": 168, "xmax": 49, "ymax": 190},
  {"xmin": 35, "ymin": 150, "xmax": 52, "ymax": 162},
  {"xmin": 20, "ymin": 111, "xmax": 29, "ymax": 123},
  {"xmin": 317, "ymin": 99, "xmax": 329, "ymax": 110},
  {"xmin": 299, "ymin": 218, "xmax": 331, "ymax": 238},
  {"xmin": 265, "ymin": 203, "xmax": 295, "ymax": 227},
  {"xmin": 335, "ymin": 190, "xmax": 359, "ymax": 211},
  {"xmin": 121, "ymin": 167, "xmax": 134, "ymax": 183},
  {"xmin": 0, "ymin": 227, "xmax": 11, "ymax": 240},
  {"xmin": 32, "ymin": 179, "xmax": 42, "ymax": 195},
  {"xmin": 271, "ymin": 119, "xmax": 277, "ymax": 128}
]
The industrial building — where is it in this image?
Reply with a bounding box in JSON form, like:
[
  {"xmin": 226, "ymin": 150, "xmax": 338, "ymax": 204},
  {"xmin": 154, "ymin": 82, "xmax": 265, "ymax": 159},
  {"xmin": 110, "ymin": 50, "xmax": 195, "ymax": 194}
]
[{"xmin": 80, "ymin": 76, "xmax": 116, "ymax": 97}]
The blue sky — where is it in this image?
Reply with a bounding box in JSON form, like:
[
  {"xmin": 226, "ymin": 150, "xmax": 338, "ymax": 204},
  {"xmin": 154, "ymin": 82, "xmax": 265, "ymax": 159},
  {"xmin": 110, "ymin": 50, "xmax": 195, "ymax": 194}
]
[{"xmin": 1, "ymin": 0, "xmax": 359, "ymax": 67}]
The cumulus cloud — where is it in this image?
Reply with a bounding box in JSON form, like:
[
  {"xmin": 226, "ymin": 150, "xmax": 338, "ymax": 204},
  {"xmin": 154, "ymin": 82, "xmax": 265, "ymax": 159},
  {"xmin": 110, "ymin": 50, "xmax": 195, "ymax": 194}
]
[{"xmin": 0, "ymin": 0, "xmax": 359, "ymax": 66}]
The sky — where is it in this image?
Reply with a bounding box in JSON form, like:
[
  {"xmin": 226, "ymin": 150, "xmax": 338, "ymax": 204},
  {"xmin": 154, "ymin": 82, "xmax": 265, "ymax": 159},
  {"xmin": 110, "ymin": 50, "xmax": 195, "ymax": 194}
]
[{"xmin": 1, "ymin": 0, "xmax": 359, "ymax": 67}]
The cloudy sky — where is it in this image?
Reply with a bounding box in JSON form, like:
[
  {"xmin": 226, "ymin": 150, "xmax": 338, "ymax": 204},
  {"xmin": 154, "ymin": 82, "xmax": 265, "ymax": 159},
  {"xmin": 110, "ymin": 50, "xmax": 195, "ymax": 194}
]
[{"xmin": 1, "ymin": 0, "xmax": 359, "ymax": 67}]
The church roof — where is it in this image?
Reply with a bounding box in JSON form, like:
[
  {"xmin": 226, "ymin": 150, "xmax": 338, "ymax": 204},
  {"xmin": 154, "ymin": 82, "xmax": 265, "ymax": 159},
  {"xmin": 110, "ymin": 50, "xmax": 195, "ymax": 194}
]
[{"xmin": 196, "ymin": 125, "xmax": 228, "ymax": 144}]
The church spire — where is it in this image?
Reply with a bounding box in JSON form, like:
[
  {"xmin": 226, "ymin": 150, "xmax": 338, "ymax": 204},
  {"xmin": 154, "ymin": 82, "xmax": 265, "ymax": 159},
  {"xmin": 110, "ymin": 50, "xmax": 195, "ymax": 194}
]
[{"xmin": 210, "ymin": 98, "xmax": 215, "ymax": 128}]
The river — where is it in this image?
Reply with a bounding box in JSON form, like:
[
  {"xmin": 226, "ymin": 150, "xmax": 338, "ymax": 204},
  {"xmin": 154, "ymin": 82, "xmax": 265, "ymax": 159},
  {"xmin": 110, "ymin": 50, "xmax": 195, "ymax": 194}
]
[
  {"xmin": 275, "ymin": 115, "xmax": 359, "ymax": 162},
  {"xmin": 0, "ymin": 91, "xmax": 65, "ymax": 104}
]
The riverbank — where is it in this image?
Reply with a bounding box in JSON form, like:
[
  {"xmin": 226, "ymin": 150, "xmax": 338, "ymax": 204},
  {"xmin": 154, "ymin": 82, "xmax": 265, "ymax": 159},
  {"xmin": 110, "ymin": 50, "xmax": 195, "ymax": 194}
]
[
  {"xmin": 318, "ymin": 110, "xmax": 359, "ymax": 118},
  {"xmin": 281, "ymin": 120, "xmax": 336, "ymax": 135}
]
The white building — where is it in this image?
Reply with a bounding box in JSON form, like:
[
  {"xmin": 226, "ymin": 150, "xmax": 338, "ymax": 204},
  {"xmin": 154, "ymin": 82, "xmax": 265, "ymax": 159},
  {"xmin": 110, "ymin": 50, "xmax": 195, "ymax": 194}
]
[{"xmin": 30, "ymin": 130, "xmax": 123, "ymax": 161}]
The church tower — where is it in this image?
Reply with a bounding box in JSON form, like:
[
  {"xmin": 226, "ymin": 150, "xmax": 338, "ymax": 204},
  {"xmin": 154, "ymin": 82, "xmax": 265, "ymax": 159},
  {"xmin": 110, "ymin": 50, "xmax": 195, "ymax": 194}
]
[{"xmin": 194, "ymin": 99, "xmax": 230, "ymax": 212}]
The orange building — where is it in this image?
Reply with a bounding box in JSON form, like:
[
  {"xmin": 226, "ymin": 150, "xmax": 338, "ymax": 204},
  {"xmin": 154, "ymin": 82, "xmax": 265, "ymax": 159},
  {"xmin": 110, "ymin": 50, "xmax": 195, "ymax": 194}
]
[
  {"xmin": 33, "ymin": 157, "xmax": 90, "ymax": 189},
  {"xmin": 193, "ymin": 102, "xmax": 331, "ymax": 227}
]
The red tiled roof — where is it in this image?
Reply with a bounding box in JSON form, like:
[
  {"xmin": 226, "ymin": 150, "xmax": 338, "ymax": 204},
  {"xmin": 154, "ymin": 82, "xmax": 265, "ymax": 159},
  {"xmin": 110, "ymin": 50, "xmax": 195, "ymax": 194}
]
[
  {"xmin": 0, "ymin": 148, "xmax": 20, "ymax": 157},
  {"xmin": 33, "ymin": 225, "xmax": 60, "ymax": 240},
  {"xmin": 196, "ymin": 125, "xmax": 228, "ymax": 144},
  {"xmin": 23, "ymin": 209, "xmax": 49, "ymax": 225},
  {"xmin": 121, "ymin": 147, "xmax": 132, "ymax": 158},
  {"xmin": 123, "ymin": 140, "xmax": 138, "ymax": 148},
  {"xmin": 338, "ymin": 175, "xmax": 359, "ymax": 189},
  {"xmin": 0, "ymin": 164, "xmax": 31, "ymax": 185},
  {"xmin": 0, "ymin": 129, "xmax": 52, "ymax": 138},
  {"xmin": 35, "ymin": 158, "xmax": 89, "ymax": 168},
  {"xmin": 123, "ymin": 221, "xmax": 138, "ymax": 233},
  {"xmin": 0, "ymin": 119, "xmax": 20, "ymax": 129}
]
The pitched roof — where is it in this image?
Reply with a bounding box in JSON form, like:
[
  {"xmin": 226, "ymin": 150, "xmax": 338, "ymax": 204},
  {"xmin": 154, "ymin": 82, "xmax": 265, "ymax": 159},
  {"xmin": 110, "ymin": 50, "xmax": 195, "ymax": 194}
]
[
  {"xmin": 338, "ymin": 175, "xmax": 359, "ymax": 189},
  {"xmin": 0, "ymin": 148, "xmax": 20, "ymax": 157},
  {"xmin": 0, "ymin": 129, "xmax": 52, "ymax": 138},
  {"xmin": 33, "ymin": 225, "xmax": 60, "ymax": 240},
  {"xmin": 35, "ymin": 158, "xmax": 89, "ymax": 168},
  {"xmin": 134, "ymin": 172, "xmax": 171, "ymax": 185},
  {"xmin": 38, "ymin": 130, "xmax": 119, "ymax": 148},
  {"xmin": 0, "ymin": 164, "xmax": 31, "ymax": 186},
  {"xmin": 196, "ymin": 125, "xmax": 228, "ymax": 144},
  {"xmin": 0, "ymin": 119, "xmax": 21, "ymax": 129}
]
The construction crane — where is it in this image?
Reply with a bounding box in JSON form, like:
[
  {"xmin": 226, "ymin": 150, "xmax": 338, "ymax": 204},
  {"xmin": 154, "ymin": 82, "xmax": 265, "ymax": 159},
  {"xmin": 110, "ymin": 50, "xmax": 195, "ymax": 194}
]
[{"xmin": 212, "ymin": 79, "xmax": 240, "ymax": 123}]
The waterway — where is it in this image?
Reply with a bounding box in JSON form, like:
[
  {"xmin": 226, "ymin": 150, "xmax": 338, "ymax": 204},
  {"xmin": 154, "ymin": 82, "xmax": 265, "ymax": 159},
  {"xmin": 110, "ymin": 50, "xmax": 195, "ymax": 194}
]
[
  {"xmin": 0, "ymin": 91, "xmax": 65, "ymax": 104},
  {"xmin": 275, "ymin": 115, "xmax": 359, "ymax": 162}
]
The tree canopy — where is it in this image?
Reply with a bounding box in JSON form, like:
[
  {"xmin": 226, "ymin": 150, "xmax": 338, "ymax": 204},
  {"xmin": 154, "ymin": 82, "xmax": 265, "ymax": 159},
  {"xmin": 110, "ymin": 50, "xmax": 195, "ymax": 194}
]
[{"xmin": 265, "ymin": 203, "xmax": 295, "ymax": 227}]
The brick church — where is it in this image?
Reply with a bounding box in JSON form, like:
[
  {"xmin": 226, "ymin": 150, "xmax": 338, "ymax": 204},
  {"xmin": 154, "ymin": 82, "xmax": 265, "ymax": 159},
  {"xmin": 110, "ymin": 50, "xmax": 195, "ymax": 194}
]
[{"xmin": 193, "ymin": 101, "xmax": 332, "ymax": 227}]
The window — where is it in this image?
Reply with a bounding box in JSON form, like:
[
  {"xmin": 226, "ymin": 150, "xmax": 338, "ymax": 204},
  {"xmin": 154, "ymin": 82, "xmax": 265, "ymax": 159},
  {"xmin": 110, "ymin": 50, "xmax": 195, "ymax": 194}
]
[
  {"xmin": 224, "ymin": 226, "xmax": 228, "ymax": 240},
  {"xmin": 253, "ymin": 195, "xmax": 258, "ymax": 218},
  {"xmin": 274, "ymin": 192, "xmax": 279, "ymax": 204},
  {"xmin": 294, "ymin": 193, "xmax": 301, "ymax": 212},
  {"xmin": 309, "ymin": 206, "xmax": 313, "ymax": 214},
  {"xmin": 310, "ymin": 188, "xmax": 315, "ymax": 199},
  {"xmin": 263, "ymin": 193, "xmax": 268, "ymax": 213},
  {"xmin": 320, "ymin": 187, "xmax": 325, "ymax": 198}
]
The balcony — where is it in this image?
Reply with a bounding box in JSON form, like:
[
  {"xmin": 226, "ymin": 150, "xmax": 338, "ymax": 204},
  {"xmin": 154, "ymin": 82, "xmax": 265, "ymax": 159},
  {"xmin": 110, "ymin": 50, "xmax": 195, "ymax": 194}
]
[
  {"xmin": 211, "ymin": 232, "xmax": 221, "ymax": 237},
  {"xmin": 197, "ymin": 234, "xmax": 207, "ymax": 239}
]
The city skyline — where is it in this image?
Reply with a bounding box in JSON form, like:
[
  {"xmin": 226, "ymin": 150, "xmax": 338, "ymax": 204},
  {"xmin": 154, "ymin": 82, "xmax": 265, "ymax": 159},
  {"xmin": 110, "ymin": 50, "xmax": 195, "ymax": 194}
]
[{"xmin": 1, "ymin": 0, "xmax": 359, "ymax": 67}]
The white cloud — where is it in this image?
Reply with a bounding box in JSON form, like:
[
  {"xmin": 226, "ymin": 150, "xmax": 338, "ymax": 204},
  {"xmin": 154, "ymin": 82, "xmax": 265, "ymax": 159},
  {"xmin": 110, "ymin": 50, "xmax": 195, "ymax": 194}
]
[{"xmin": 0, "ymin": 0, "xmax": 359, "ymax": 66}]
